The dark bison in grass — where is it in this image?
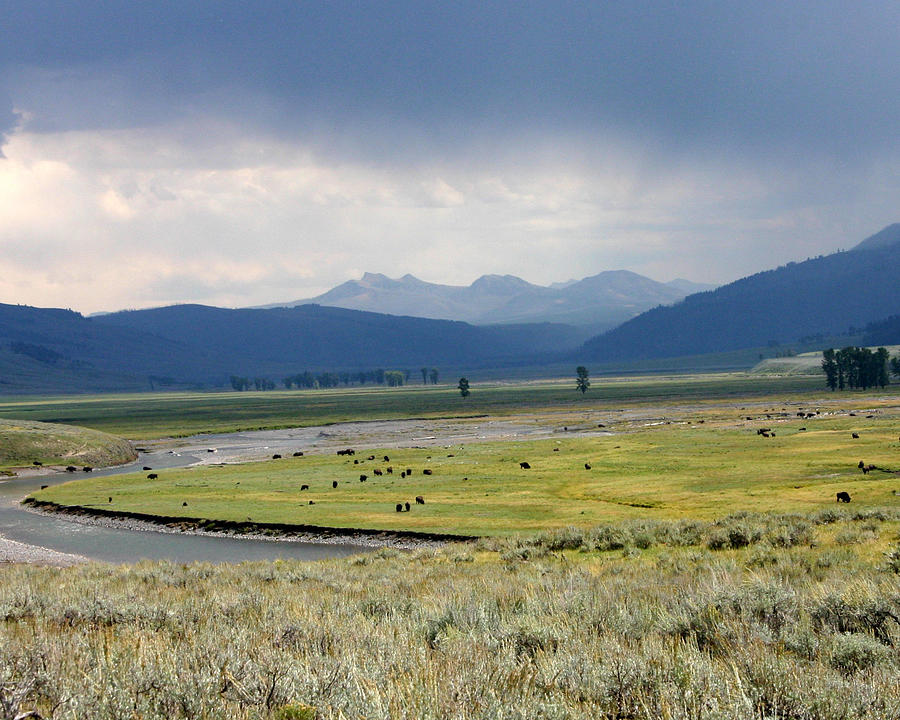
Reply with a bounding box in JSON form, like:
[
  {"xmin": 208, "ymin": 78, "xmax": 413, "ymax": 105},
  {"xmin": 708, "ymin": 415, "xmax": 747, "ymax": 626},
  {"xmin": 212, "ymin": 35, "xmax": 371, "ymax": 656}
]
[{"xmin": 836, "ymin": 491, "xmax": 851, "ymax": 503}]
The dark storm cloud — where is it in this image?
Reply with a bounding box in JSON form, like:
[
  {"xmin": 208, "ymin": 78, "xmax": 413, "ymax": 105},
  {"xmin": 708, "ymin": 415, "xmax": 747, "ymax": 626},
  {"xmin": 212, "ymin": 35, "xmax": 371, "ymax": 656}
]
[{"xmin": 3, "ymin": 1, "xmax": 898, "ymax": 162}]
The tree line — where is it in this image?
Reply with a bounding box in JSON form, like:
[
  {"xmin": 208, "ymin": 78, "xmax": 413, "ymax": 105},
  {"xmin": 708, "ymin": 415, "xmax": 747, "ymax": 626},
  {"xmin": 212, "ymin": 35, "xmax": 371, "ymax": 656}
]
[
  {"xmin": 821, "ymin": 347, "xmax": 895, "ymax": 391},
  {"xmin": 229, "ymin": 368, "xmax": 441, "ymax": 391}
]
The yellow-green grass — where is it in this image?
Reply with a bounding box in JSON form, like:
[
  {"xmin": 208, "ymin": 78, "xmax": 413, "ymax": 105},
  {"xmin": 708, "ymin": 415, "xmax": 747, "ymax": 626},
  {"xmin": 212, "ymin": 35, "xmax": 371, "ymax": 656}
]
[
  {"xmin": 0, "ymin": 418, "xmax": 136, "ymax": 472},
  {"xmin": 32, "ymin": 410, "xmax": 900, "ymax": 536},
  {"xmin": 0, "ymin": 373, "xmax": 829, "ymax": 438}
]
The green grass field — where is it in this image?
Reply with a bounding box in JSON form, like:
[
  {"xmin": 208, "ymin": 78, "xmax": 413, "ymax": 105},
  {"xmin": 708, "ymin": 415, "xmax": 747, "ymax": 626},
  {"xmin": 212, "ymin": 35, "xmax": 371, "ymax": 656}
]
[
  {"xmin": 33, "ymin": 395, "xmax": 900, "ymax": 536},
  {"xmin": 0, "ymin": 373, "xmax": 827, "ymax": 439}
]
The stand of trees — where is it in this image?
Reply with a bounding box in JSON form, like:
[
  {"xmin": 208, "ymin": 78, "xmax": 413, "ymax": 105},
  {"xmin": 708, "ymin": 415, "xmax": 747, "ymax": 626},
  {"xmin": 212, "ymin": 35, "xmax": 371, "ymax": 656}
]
[
  {"xmin": 821, "ymin": 347, "xmax": 890, "ymax": 390},
  {"xmin": 231, "ymin": 368, "xmax": 419, "ymax": 391}
]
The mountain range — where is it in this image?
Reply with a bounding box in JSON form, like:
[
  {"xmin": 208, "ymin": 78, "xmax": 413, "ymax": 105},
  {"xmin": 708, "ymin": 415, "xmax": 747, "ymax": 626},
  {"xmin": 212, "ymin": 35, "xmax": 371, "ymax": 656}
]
[
  {"xmin": 1, "ymin": 224, "xmax": 898, "ymax": 394},
  {"xmin": 259, "ymin": 271, "xmax": 715, "ymax": 331}
]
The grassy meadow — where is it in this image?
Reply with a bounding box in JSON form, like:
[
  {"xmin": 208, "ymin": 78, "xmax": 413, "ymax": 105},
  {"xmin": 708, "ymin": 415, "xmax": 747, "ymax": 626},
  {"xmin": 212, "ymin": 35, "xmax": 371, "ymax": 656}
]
[
  {"xmin": 0, "ymin": 418, "xmax": 136, "ymax": 473},
  {"xmin": 0, "ymin": 373, "xmax": 826, "ymax": 439},
  {"xmin": 1, "ymin": 511, "xmax": 899, "ymax": 719},
  {"xmin": 30, "ymin": 391, "xmax": 900, "ymax": 536}
]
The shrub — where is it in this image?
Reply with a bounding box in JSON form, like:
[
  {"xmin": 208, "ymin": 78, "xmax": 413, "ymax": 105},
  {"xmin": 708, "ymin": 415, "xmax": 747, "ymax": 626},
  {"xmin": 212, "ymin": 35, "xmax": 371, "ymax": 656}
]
[{"xmin": 829, "ymin": 633, "xmax": 889, "ymax": 674}]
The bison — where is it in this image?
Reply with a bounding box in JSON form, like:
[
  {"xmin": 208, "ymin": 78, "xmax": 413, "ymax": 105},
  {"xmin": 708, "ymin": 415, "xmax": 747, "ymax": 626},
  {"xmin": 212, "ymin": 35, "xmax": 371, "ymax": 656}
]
[
  {"xmin": 852, "ymin": 433, "xmax": 860, "ymax": 439},
  {"xmin": 147, "ymin": 473, "xmax": 158, "ymax": 480},
  {"xmin": 66, "ymin": 466, "xmax": 77, "ymax": 472},
  {"xmin": 293, "ymin": 451, "xmax": 304, "ymax": 457},
  {"xmin": 423, "ymin": 468, "xmax": 433, "ymax": 475},
  {"xmin": 272, "ymin": 454, "xmax": 282, "ymax": 459},
  {"xmin": 373, "ymin": 469, "xmax": 383, "ymax": 476},
  {"xmin": 519, "ymin": 461, "xmax": 531, "ymax": 469},
  {"xmin": 836, "ymin": 491, "xmax": 851, "ymax": 503},
  {"xmin": 396, "ymin": 503, "xmax": 403, "ymax": 512},
  {"xmin": 383, "ymin": 455, "xmax": 390, "ymax": 462},
  {"xmin": 386, "ymin": 466, "xmax": 393, "ymax": 474},
  {"xmin": 405, "ymin": 502, "xmax": 410, "ymax": 511},
  {"xmin": 336, "ymin": 449, "xmax": 355, "ymax": 456},
  {"xmin": 40, "ymin": 485, "xmax": 48, "ymax": 490},
  {"xmin": 584, "ymin": 463, "xmax": 591, "ymax": 470},
  {"xmin": 82, "ymin": 466, "xmax": 93, "ymax": 472},
  {"xmin": 143, "ymin": 466, "xmax": 152, "ymax": 471},
  {"xmin": 32, "ymin": 461, "xmax": 42, "ymax": 466},
  {"xmin": 359, "ymin": 474, "xmax": 367, "ymax": 482},
  {"xmin": 182, "ymin": 501, "xmax": 188, "ymax": 507},
  {"xmin": 416, "ymin": 496, "xmax": 425, "ymax": 504},
  {"xmin": 301, "ymin": 484, "xmax": 309, "ymax": 491},
  {"xmin": 406, "ymin": 468, "xmax": 413, "ymax": 475},
  {"xmin": 332, "ymin": 481, "xmax": 338, "ymax": 488}
]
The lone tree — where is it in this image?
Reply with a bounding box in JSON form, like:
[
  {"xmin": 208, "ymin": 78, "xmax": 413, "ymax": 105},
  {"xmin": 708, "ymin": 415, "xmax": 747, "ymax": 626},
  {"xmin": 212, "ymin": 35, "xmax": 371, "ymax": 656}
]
[
  {"xmin": 576, "ymin": 366, "xmax": 590, "ymax": 394},
  {"xmin": 429, "ymin": 368, "xmax": 439, "ymax": 385},
  {"xmin": 458, "ymin": 377, "xmax": 470, "ymax": 398}
]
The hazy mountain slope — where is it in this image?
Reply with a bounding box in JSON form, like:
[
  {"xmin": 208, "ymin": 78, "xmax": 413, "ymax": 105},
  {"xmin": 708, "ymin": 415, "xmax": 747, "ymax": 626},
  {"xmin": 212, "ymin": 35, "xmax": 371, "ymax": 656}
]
[
  {"xmin": 852, "ymin": 223, "xmax": 900, "ymax": 252},
  {"xmin": 94, "ymin": 304, "xmax": 586, "ymax": 373},
  {"xmin": 579, "ymin": 225, "xmax": 900, "ymax": 361},
  {"xmin": 265, "ymin": 269, "xmax": 695, "ymax": 328}
]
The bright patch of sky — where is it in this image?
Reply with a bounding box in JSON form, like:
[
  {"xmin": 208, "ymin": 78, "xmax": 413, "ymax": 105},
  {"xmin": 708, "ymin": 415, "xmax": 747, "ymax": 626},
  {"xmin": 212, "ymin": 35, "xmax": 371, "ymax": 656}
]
[{"xmin": 0, "ymin": 1, "xmax": 897, "ymax": 313}]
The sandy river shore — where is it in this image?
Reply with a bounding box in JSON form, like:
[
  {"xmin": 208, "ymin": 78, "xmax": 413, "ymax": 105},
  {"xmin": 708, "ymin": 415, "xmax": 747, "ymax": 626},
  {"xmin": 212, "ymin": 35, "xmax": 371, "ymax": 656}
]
[{"xmin": 0, "ymin": 534, "xmax": 87, "ymax": 566}]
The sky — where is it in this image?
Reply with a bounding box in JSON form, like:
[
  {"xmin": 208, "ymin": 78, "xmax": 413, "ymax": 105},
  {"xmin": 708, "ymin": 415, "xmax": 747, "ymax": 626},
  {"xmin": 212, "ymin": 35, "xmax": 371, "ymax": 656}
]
[{"xmin": 0, "ymin": 1, "xmax": 898, "ymax": 314}]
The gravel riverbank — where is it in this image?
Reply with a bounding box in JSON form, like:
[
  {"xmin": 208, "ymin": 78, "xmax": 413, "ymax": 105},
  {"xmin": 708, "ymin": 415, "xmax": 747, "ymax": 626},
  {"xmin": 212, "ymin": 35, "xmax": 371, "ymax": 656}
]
[{"xmin": 0, "ymin": 534, "xmax": 88, "ymax": 566}]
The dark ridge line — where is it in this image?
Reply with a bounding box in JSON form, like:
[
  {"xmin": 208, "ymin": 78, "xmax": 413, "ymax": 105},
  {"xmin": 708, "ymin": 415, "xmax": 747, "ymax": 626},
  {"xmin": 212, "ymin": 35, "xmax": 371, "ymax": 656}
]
[{"xmin": 22, "ymin": 498, "xmax": 479, "ymax": 543}]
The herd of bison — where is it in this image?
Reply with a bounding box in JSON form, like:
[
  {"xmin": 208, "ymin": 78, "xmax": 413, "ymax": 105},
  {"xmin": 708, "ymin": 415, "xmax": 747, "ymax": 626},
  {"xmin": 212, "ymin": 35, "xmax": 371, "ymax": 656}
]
[{"xmin": 76, "ymin": 409, "xmax": 898, "ymax": 513}]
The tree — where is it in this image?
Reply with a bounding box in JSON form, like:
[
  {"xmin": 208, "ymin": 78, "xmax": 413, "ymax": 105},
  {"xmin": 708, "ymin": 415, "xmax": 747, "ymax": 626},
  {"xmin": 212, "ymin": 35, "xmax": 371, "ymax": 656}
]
[
  {"xmin": 458, "ymin": 377, "xmax": 470, "ymax": 398},
  {"xmin": 822, "ymin": 349, "xmax": 838, "ymax": 391},
  {"xmin": 576, "ymin": 366, "xmax": 590, "ymax": 394},
  {"xmin": 420, "ymin": 367, "xmax": 428, "ymax": 384},
  {"xmin": 429, "ymin": 368, "xmax": 439, "ymax": 385},
  {"xmin": 891, "ymin": 355, "xmax": 900, "ymax": 379}
]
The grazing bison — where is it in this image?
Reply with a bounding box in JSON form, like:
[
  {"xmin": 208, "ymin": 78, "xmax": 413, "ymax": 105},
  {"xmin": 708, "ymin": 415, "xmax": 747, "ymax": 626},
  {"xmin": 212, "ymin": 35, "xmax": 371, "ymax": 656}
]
[
  {"xmin": 373, "ymin": 469, "xmax": 383, "ymax": 476},
  {"xmin": 799, "ymin": 427, "xmax": 806, "ymax": 431},
  {"xmin": 416, "ymin": 496, "xmax": 425, "ymax": 504},
  {"xmin": 584, "ymin": 463, "xmax": 591, "ymax": 470},
  {"xmin": 108, "ymin": 497, "xmax": 112, "ymax": 503},
  {"xmin": 147, "ymin": 473, "xmax": 158, "ymax": 480},
  {"xmin": 336, "ymin": 449, "xmax": 355, "ymax": 456},
  {"xmin": 836, "ymin": 491, "xmax": 851, "ymax": 503},
  {"xmin": 553, "ymin": 447, "xmax": 559, "ymax": 452},
  {"xmin": 383, "ymin": 455, "xmax": 390, "ymax": 462},
  {"xmin": 32, "ymin": 461, "xmax": 42, "ymax": 466},
  {"xmin": 858, "ymin": 460, "xmax": 866, "ymax": 469},
  {"xmin": 39, "ymin": 484, "xmax": 48, "ymax": 490},
  {"xmin": 519, "ymin": 461, "xmax": 531, "ymax": 469},
  {"xmin": 367, "ymin": 455, "xmax": 376, "ymax": 461},
  {"xmin": 66, "ymin": 466, "xmax": 76, "ymax": 472},
  {"xmin": 405, "ymin": 502, "xmax": 410, "ymax": 511},
  {"xmin": 757, "ymin": 428, "xmax": 771, "ymax": 436},
  {"xmin": 406, "ymin": 468, "xmax": 413, "ymax": 475},
  {"xmin": 851, "ymin": 433, "xmax": 859, "ymax": 439},
  {"xmin": 396, "ymin": 503, "xmax": 403, "ymax": 512},
  {"xmin": 293, "ymin": 451, "xmax": 304, "ymax": 457},
  {"xmin": 354, "ymin": 459, "xmax": 359, "ymax": 464},
  {"xmin": 423, "ymin": 469, "xmax": 433, "ymax": 475},
  {"xmin": 308, "ymin": 500, "xmax": 315, "ymax": 505},
  {"xmin": 359, "ymin": 474, "xmax": 367, "ymax": 482},
  {"xmin": 272, "ymin": 454, "xmax": 282, "ymax": 459},
  {"xmin": 301, "ymin": 484, "xmax": 309, "ymax": 491},
  {"xmin": 332, "ymin": 481, "xmax": 338, "ymax": 488},
  {"xmin": 386, "ymin": 466, "xmax": 393, "ymax": 474},
  {"xmin": 182, "ymin": 501, "xmax": 188, "ymax": 506}
]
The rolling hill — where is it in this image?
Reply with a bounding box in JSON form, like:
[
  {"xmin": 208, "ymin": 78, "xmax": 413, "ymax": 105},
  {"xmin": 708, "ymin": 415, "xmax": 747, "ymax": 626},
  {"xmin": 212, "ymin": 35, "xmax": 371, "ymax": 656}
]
[
  {"xmin": 578, "ymin": 224, "xmax": 900, "ymax": 362},
  {"xmin": 0, "ymin": 302, "xmax": 589, "ymax": 392}
]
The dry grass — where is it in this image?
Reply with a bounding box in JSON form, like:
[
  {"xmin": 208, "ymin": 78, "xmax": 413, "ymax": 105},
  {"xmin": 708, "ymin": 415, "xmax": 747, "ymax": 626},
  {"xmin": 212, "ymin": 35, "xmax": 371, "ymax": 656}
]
[{"xmin": 0, "ymin": 511, "xmax": 899, "ymax": 719}]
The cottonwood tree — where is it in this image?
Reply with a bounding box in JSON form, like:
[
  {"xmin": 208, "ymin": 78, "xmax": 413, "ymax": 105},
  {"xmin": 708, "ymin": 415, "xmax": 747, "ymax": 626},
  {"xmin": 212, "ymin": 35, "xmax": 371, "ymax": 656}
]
[
  {"xmin": 458, "ymin": 377, "xmax": 470, "ymax": 398},
  {"xmin": 576, "ymin": 366, "xmax": 590, "ymax": 394}
]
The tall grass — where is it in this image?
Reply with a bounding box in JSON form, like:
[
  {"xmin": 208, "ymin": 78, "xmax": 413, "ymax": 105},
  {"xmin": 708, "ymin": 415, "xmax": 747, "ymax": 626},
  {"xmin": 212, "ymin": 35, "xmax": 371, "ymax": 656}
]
[{"xmin": 1, "ymin": 511, "xmax": 899, "ymax": 718}]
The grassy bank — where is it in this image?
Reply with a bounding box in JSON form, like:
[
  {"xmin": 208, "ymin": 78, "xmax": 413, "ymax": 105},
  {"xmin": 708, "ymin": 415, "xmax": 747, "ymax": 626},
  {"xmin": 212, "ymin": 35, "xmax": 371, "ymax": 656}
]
[
  {"xmin": 30, "ymin": 396, "xmax": 900, "ymax": 536},
  {"xmin": 0, "ymin": 418, "xmax": 136, "ymax": 473},
  {"xmin": 0, "ymin": 510, "xmax": 899, "ymax": 719},
  {"xmin": 0, "ymin": 373, "xmax": 828, "ymax": 439}
]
